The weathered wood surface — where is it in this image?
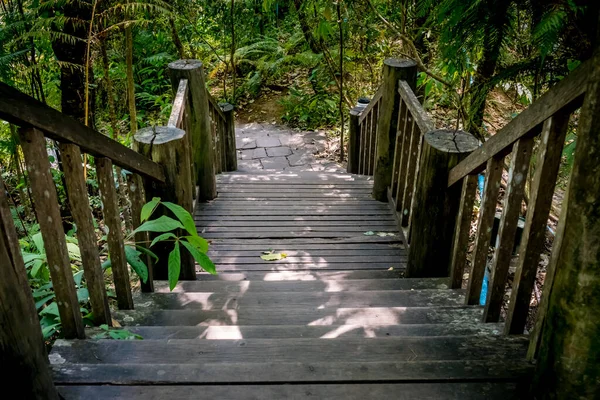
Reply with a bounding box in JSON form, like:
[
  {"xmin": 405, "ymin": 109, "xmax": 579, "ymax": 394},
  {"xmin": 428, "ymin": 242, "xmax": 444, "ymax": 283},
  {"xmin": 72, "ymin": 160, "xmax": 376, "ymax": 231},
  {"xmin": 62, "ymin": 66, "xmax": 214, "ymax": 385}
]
[
  {"xmin": 221, "ymin": 103, "xmax": 237, "ymax": 172},
  {"xmin": 483, "ymin": 137, "xmax": 533, "ymax": 322},
  {"xmin": 0, "ymin": 83, "xmax": 165, "ymax": 182},
  {"xmin": 0, "ymin": 174, "xmax": 60, "ymax": 399},
  {"xmin": 465, "ymin": 155, "xmax": 504, "ymax": 305},
  {"xmin": 96, "ymin": 157, "xmax": 134, "ymax": 310},
  {"xmin": 505, "ymin": 112, "xmax": 570, "ymax": 334},
  {"xmin": 19, "ymin": 127, "xmax": 85, "ymax": 338},
  {"xmin": 167, "ymin": 79, "xmax": 188, "ymax": 128},
  {"xmin": 397, "ymin": 80, "xmax": 435, "ymax": 133},
  {"xmin": 407, "ymin": 130, "xmax": 478, "ymax": 277},
  {"xmin": 347, "ymin": 107, "xmax": 362, "ymax": 173},
  {"xmin": 168, "ymin": 60, "xmax": 216, "ymax": 200},
  {"xmin": 60, "ymin": 144, "xmax": 111, "ymax": 324},
  {"xmin": 447, "ymin": 58, "xmax": 590, "ymax": 187},
  {"xmin": 400, "ymin": 117, "xmax": 420, "ymax": 227},
  {"xmin": 449, "ymin": 174, "xmax": 478, "ymax": 289},
  {"xmin": 373, "ymin": 59, "xmax": 417, "ymax": 201},
  {"xmin": 58, "ymin": 383, "xmax": 524, "ymax": 400},
  {"xmin": 358, "ymin": 85, "xmax": 383, "ymax": 124}
]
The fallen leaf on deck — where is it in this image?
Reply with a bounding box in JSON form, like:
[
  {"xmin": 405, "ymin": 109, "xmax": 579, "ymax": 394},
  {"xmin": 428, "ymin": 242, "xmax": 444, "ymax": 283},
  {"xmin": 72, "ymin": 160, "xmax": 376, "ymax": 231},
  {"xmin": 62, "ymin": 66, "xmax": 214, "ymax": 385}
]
[
  {"xmin": 261, "ymin": 252, "xmax": 287, "ymax": 261},
  {"xmin": 377, "ymin": 232, "xmax": 396, "ymax": 237},
  {"xmin": 364, "ymin": 231, "xmax": 375, "ymax": 236}
]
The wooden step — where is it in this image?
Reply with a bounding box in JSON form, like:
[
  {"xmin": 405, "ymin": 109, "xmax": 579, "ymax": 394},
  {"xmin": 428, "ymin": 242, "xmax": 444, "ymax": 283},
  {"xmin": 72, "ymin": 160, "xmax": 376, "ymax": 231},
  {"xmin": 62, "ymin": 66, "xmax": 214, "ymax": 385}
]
[
  {"xmin": 50, "ymin": 336, "xmax": 528, "ymax": 365},
  {"xmin": 154, "ymin": 277, "xmax": 448, "ymax": 293},
  {"xmin": 98, "ymin": 322, "xmax": 505, "ymax": 340},
  {"xmin": 208, "ymin": 255, "xmax": 406, "ymax": 264},
  {"xmin": 58, "ymin": 382, "xmax": 524, "ymax": 399},
  {"xmin": 203, "ymin": 261, "xmax": 405, "ymax": 271},
  {"xmin": 131, "ymin": 289, "xmax": 465, "ymax": 310},
  {"xmin": 194, "ymin": 270, "xmax": 406, "ymax": 281},
  {"xmin": 112, "ymin": 306, "xmax": 484, "ymax": 326}
]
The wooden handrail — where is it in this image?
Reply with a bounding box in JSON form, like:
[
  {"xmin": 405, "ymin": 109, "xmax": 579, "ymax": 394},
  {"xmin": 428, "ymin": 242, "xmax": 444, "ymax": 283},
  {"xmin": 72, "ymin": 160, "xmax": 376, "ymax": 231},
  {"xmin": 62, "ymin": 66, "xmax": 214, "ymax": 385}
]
[
  {"xmin": 358, "ymin": 85, "xmax": 383, "ymax": 124},
  {"xmin": 168, "ymin": 79, "xmax": 188, "ymax": 128},
  {"xmin": 207, "ymin": 92, "xmax": 226, "ymax": 121},
  {"xmin": 0, "ymin": 82, "xmax": 166, "ymax": 183},
  {"xmin": 397, "ymin": 80, "xmax": 434, "ymax": 133},
  {"xmin": 447, "ymin": 59, "xmax": 591, "ymax": 187}
]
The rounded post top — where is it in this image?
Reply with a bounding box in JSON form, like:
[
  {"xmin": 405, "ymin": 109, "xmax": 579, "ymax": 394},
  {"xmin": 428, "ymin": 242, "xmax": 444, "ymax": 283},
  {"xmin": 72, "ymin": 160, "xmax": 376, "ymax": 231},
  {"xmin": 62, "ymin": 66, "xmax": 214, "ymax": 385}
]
[
  {"xmin": 134, "ymin": 126, "xmax": 186, "ymax": 145},
  {"xmin": 425, "ymin": 129, "xmax": 479, "ymax": 154},
  {"xmin": 219, "ymin": 103, "xmax": 234, "ymax": 112},
  {"xmin": 384, "ymin": 58, "xmax": 418, "ymax": 69},
  {"xmin": 168, "ymin": 59, "xmax": 204, "ymax": 71}
]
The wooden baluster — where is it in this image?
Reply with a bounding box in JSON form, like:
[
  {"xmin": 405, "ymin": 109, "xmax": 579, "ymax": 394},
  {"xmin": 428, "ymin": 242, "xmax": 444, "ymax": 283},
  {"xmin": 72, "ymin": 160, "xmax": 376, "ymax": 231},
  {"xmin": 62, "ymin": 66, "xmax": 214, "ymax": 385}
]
[
  {"xmin": 360, "ymin": 121, "xmax": 367, "ymax": 175},
  {"xmin": 505, "ymin": 112, "xmax": 570, "ymax": 334},
  {"xmin": 369, "ymin": 104, "xmax": 378, "ymax": 175},
  {"xmin": 373, "ymin": 59, "xmax": 417, "ymax": 200},
  {"xmin": 59, "ymin": 143, "xmax": 112, "ymax": 324},
  {"xmin": 465, "ymin": 155, "xmax": 504, "ymax": 305},
  {"xmin": 213, "ymin": 109, "xmax": 222, "ymax": 174},
  {"xmin": 221, "ymin": 103, "xmax": 237, "ymax": 172},
  {"xmin": 483, "ymin": 137, "xmax": 534, "ymax": 322},
  {"xmin": 400, "ymin": 120, "xmax": 420, "ymax": 227},
  {"xmin": 390, "ymin": 100, "xmax": 406, "ymax": 196},
  {"xmin": 96, "ymin": 157, "xmax": 134, "ymax": 310},
  {"xmin": 394, "ymin": 106, "xmax": 411, "ymax": 212},
  {"xmin": 449, "ymin": 174, "xmax": 478, "ymax": 289},
  {"xmin": 127, "ymin": 172, "xmax": 154, "ymax": 292},
  {"xmin": 365, "ymin": 110, "xmax": 373, "ymax": 175},
  {"xmin": 347, "ymin": 107, "xmax": 361, "ymax": 174},
  {"xmin": 407, "ymin": 129, "xmax": 478, "ymax": 278},
  {"xmin": 220, "ymin": 117, "xmax": 227, "ymax": 172},
  {"xmin": 19, "ymin": 127, "xmax": 85, "ymax": 338},
  {"xmin": 134, "ymin": 126, "xmax": 196, "ymax": 280},
  {"xmin": 0, "ymin": 174, "xmax": 60, "ymax": 399},
  {"xmin": 168, "ymin": 60, "xmax": 216, "ymax": 201}
]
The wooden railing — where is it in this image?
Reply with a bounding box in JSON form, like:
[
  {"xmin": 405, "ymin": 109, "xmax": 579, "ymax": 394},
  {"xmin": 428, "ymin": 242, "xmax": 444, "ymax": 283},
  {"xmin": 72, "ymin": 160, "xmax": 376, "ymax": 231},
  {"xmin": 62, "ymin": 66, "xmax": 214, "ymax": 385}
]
[
  {"xmin": 0, "ymin": 59, "xmax": 233, "ymax": 397},
  {"xmin": 348, "ymin": 86, "xmax": 382, "ymax": 176},
  {"xmin": 208, "ymin": 94, "xmax": 237, "ymax": 174}
]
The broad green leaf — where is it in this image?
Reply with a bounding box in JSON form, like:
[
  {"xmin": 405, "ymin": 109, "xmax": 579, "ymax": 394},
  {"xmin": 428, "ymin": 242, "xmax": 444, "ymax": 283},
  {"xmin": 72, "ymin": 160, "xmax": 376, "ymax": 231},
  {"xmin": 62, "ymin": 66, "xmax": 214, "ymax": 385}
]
[
  {"xmin": 136, "ymin": 245, "xmax": 159, "ymax": 261},
  {"xmin": 101, "ymin": 259, "xmax": 112, "ymax": 270},
  {"xmin": 181, "ymin": 240, "xmax": 217, "ymax": 275},
  {"xmin": 133, "ymin": 216, "xmax": 184, "ymax": 234},
  {"xmin": 67, "ymin": 242, "xmax": 82, "ymax": 262},
  {"xmin": 35, "ymin": 294, "xmax": 55, "ymax": 310},
  {"xmin": 260, "ymin": 252, "xmax": 287, "ymax": 261},
  {"xmin": 31, "ymin": 259, "xmax": 45, "ymax": 277},
  {"xmin": 124, "ymin": 246, "xmax": 149, "ymax": 284},
  {"xmin": 77, "ymin": 287, "xmax": 90, "ymax": 303},
  {"xmin": 150, "ymin": 232, "xmax": 177, "ymax": 248},
  {"xmin": 162, "ymin": 202, "xmax": 196, "ymax": 236},
  {"xmin": 32, "ymin": 232, "xmax": 45, "ymax": 253},
  {"xmin": 168, "ymin": 242, "xmax": 181, "ymax": 291},
  {"xmin": 141, "ymin": 197, "xmax": 161, "ymax": 222},
  {"xmin": 40, "ymin": 302, "xmax": 60, "ymax": 317},
  {"xmin": 73, "ymin": 270, "xmax": 84, "ymax": 287},
  {"xmin": 22, "ymin": 252, "xmax": 45, "ymax": 266},
  {"xmin": 184, "ymin": 235, "xmax": 209, "ymax": 254}
]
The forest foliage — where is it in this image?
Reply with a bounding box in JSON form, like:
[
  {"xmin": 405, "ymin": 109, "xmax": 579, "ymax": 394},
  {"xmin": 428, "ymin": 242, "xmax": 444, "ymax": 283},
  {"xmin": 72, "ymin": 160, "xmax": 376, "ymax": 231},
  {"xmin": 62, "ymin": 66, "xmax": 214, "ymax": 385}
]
[{"xmin": 0, "ymin": 0, "xmax": 596, "ymax": 340}]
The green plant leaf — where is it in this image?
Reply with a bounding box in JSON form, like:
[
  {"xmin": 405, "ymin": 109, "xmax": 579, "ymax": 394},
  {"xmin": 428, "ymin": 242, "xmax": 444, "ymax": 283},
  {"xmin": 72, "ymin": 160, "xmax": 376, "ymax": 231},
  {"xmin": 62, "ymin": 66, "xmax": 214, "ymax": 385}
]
[
  {"xmin": 124, "ymin": 246, "xmax": 149, "ymax": 283},
  {"xmin": 77, "ymin": 287, "xmax": 89, "ymax": 303},
  {"xmin": 168, "ymin": 242, "xmax": 181, "ymax": 291},
  {"xmin": 40, "ymin": 302, "xmax": 60, "ymax": 317},
  {"xmin": 150, "ymin": 232, "xmax": 177, "ymax": 247},
  {"xmin": 162, "ymin": 202, "xmax": 196, "ymax": 236},
  {"xmin": 141, "ymin": 197, "xmax": 161, "ymax": 222},
  {"xmin": 136, "ymin": 245, "xmax": 159, "ymax": 261},
  {"xmin": 133, "ymin": 216, "xmax": 184, "ymax": 234},
  {"xmin": 32, "ymin": 232, "xmax": 45, "ymax": 253},
  {"xmin": 184, "ymin": 235, "xmax": 209, "ymax": 254},
  {"xmin": 35, "ymin": 294, "xmax": 55, "ymax": 310},
  {"xmin": 181, "ymin": 240, "xmax": 216, "ymax": 275},
  {"xmin": 260, "ymin": 252, "xmax": 287, "ymax": 261}
]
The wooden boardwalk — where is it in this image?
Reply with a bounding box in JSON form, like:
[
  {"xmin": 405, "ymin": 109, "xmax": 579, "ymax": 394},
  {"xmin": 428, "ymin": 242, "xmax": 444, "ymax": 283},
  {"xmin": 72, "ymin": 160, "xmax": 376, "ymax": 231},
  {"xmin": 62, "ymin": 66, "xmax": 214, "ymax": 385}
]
[{"xmin": 53, "ymin": 171, "xmax": 531, "ymax": 399}]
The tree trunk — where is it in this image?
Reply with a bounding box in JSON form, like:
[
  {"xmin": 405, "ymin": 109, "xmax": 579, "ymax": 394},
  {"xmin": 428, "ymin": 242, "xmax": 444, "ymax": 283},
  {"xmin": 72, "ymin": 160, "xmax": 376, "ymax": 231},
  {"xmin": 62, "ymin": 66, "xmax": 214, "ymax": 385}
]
[
  {"xmin": 169, "ymin": 18, "xmax": 185, "ymax": 59},
  {"xmin": 230, "ymin": 0, "xmax": 236, "ymax": 102},
  {"xmin": 126, "ymin": 22, "xmax": 137, "ymax": 134},
  {"xmin": 292, "ymin": 0, "xmax": 321, "ymax": 53}
]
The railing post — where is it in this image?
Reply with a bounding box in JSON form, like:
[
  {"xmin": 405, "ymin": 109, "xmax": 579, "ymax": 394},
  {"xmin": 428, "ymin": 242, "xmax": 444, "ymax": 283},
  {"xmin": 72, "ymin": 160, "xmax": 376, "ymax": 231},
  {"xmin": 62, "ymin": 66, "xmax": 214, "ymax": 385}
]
[
  {"xmin": 168, "ymin": 60, "xmax": 217, "ymax": 201},
  {"xmin": 220, "ymin": 103, "xmax": 237, "ymax": 172},
  {"xmin": 406, "ymin": 129, "xmax": 478, "ymax": 278},
  {"xmin": 19, "ymin": 127, "xmax": 85, "ymax": 339},
  {"xmin": 532, "ymin": 40, "xmax": 600, "ymax": 397},
  {"xmin": 134, "ymin": 126, "xmax": 196, "ymax": 280},
  {"xmin": 372, "ymin": 58, "xmax": 417, "ymax": 201},
  {"xmin": 347, "ymin": 106, "xmax": 361, "ymax": 174},
  {"xmin": 0, "ymin": 175, "xmax": 60, "ymax": 399}
]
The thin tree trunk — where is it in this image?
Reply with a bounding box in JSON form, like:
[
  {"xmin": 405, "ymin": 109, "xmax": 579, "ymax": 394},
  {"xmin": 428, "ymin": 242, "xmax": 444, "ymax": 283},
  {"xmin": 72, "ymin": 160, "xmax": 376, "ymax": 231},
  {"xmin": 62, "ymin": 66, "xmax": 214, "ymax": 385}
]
[
  {"xmin": 126, "ymin": 24, "xmax": 137, "ymax": 135},
  {"xmin": 230, "ymin": 0, "xmax": 236, "ymax": 103},
  {"xmin": 169, "ymin": 18, "xmax": 185, "ymax": 59},
  {"xmin": 337, "ymin": 1, "xmax": 345, "ymax": 161}
]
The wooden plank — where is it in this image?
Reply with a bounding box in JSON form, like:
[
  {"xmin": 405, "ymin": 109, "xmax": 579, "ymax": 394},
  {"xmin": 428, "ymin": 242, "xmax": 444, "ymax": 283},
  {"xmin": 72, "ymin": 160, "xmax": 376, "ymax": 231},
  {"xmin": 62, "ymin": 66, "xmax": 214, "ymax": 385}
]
[
  {"xmin": 215, "ymin": 187, "xmax": 373, "ymax": 193},
  {"xmin": 399, "ymin": 120, "xmax": 420, "ymax": 226},
  {"xmin": 465, "ymin": 155, "xmax": 504, "ymax": 305},
  {"xmin": 200, "ymin": 221, "xmax": 398, "ymax": 228},
  {"xmin": 167, "ymin": 79, "xmax": 188, "ymax": 128},
  {"xmin": 196, "ymin": 215, "xmax": 398, "ymax": 222},
  {"xmin": 116, "ymin": 322, "xmax": 504, "ymax": 339},
  {"xmin": 201, "ymin": 232, "xmax": 401, "ymax": 239},
  {"xmin": 207, "ymin": 237, "xmax": 403, "ymax": 246},
  {"xmin": 394, "ymin": 103, "xmax": 412, "ymax": 211},
  {"xmin": 133, "ymin": 289, "xmax": 464, "ymax": 309},
  {"xmin": 505, "ymin": 113, "xmax": 570, "ymax": 334},
  {"xmin": 152, "ymin": 277, "xmax": 443, "ymax": 293},
  {"xmin": 397, "ymin": 80, "xmax": 435, "ymax": 134},
  {"xmin": 59, "ymin": 144, "xmax": 111, "ymax": 324},
  {"xmin": 217, "ymin": 183, "xmax": 374, "ymax": 189},
  {"xmin": 221, "ymin": 103, "xmax": 237, "ymax": 172},
  {"xmin": 483, "ymin": 137, "xmax": 533, "ymax": 322},
  {"xmin": 209, "ymin": 255, "xmax": 406, "ymax": 264},
  {"xmin": 51, "ymin": 335, "xmax": 528, "ymax": 364},
  {"xmin": 57, "ymin": 383, "xmax": 524, "ymax": 400},
  {"xmin": 194, "ymin": 270, "xmax": 405, "ymax": 281},
  {"xmin": 449, "ymin": 174, "xmax": 478, "ymax": 289},
  {"xmin": 207, "ymin": 92, "xmax": 227, "ymax": 120},
  {"xmin": 203, "ymin": 262, "xmax": 405, "ymax": 270},
  {"xmin": 0, "ymin": 174, "xmax": 60, "ymax": 399},
  {"xmin": 0, "ymin": 82, "xmax": 165, "ymax": 182},
  {"xmin": 358, "ymin": 85, "xmax": 384, "ymax": 124},
  {"xmin": 196, "ymin": 209, "xmax": 392, "ymax": 216},
  {"xmin": 110, "ymin": 306, "xmax": 485, "ymax": 326},
  {"xmin": 202, "ymin": 226, "xmax": 401, "ymax": 234},
  {"xmin": 447, "ymin": 59, "xmax": 590, "ymax": 187},
  {"xmin": 208, "ymin": 249, "xmax": 405, "ymax": 258},
  {"xmin": 96, "ymin": 158, "xmax": 134, "ymax": 310},
  {"xmin": 19, "ymin": 127, "xmax": 85, "ymax": 339}
]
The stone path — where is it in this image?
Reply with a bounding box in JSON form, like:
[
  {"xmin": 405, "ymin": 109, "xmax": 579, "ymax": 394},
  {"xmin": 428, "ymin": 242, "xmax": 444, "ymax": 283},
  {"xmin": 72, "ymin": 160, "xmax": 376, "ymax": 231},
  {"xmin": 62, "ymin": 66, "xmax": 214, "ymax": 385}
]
[{"xmin": 235, "ymin": 123, "xmax": 345, "ymax": 172}]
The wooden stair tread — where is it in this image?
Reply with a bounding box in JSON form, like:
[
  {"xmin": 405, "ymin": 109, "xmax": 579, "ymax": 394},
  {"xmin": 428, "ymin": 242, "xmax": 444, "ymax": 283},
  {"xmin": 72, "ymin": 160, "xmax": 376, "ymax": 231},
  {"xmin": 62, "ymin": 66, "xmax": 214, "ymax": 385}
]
[{"xmin": 193, "ymin": 270, "xmax": 407, "ymax": 281}]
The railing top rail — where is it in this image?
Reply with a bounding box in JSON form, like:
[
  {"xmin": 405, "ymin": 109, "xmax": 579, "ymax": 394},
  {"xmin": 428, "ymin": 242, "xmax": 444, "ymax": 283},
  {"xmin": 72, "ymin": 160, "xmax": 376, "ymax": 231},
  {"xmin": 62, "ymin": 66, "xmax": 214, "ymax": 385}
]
[
  {"xmin": 447, "ymin": 59, "xmax": 591, "ymax": 187},
  {"xmin": 397, "ymin": 80, "xmax": 435, "ymax": 134},
  {"xmin": 168, "ymin": 79, "xmax": 189, "ymax": 129},
  {"xmin": 207, "ymin": 92, "xmax": 226, "ymax": 121},
  {"xmin": 358, "ymin": 85, "xmax": 384, "ymax": 124},
  {"xmin": 0, "ymin": 82, "xmax": 166, "ymax": 183}
]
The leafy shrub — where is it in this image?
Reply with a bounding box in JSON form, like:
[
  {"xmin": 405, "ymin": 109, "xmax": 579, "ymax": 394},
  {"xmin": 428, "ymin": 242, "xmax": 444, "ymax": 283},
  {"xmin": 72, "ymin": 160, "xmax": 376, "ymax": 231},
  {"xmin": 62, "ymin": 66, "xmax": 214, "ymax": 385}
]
[{"xmin": 281, "ymin": 87, "xmax": 340, "ymax": 129}]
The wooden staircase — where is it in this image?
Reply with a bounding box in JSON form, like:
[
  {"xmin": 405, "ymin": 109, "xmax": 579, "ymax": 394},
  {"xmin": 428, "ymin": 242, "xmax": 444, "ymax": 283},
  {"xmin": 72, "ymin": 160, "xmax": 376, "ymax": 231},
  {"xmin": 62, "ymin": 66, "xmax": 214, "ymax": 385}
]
[{"xmin": 53, "ymin": 172, "xmax": 532, "ymax": 399}]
